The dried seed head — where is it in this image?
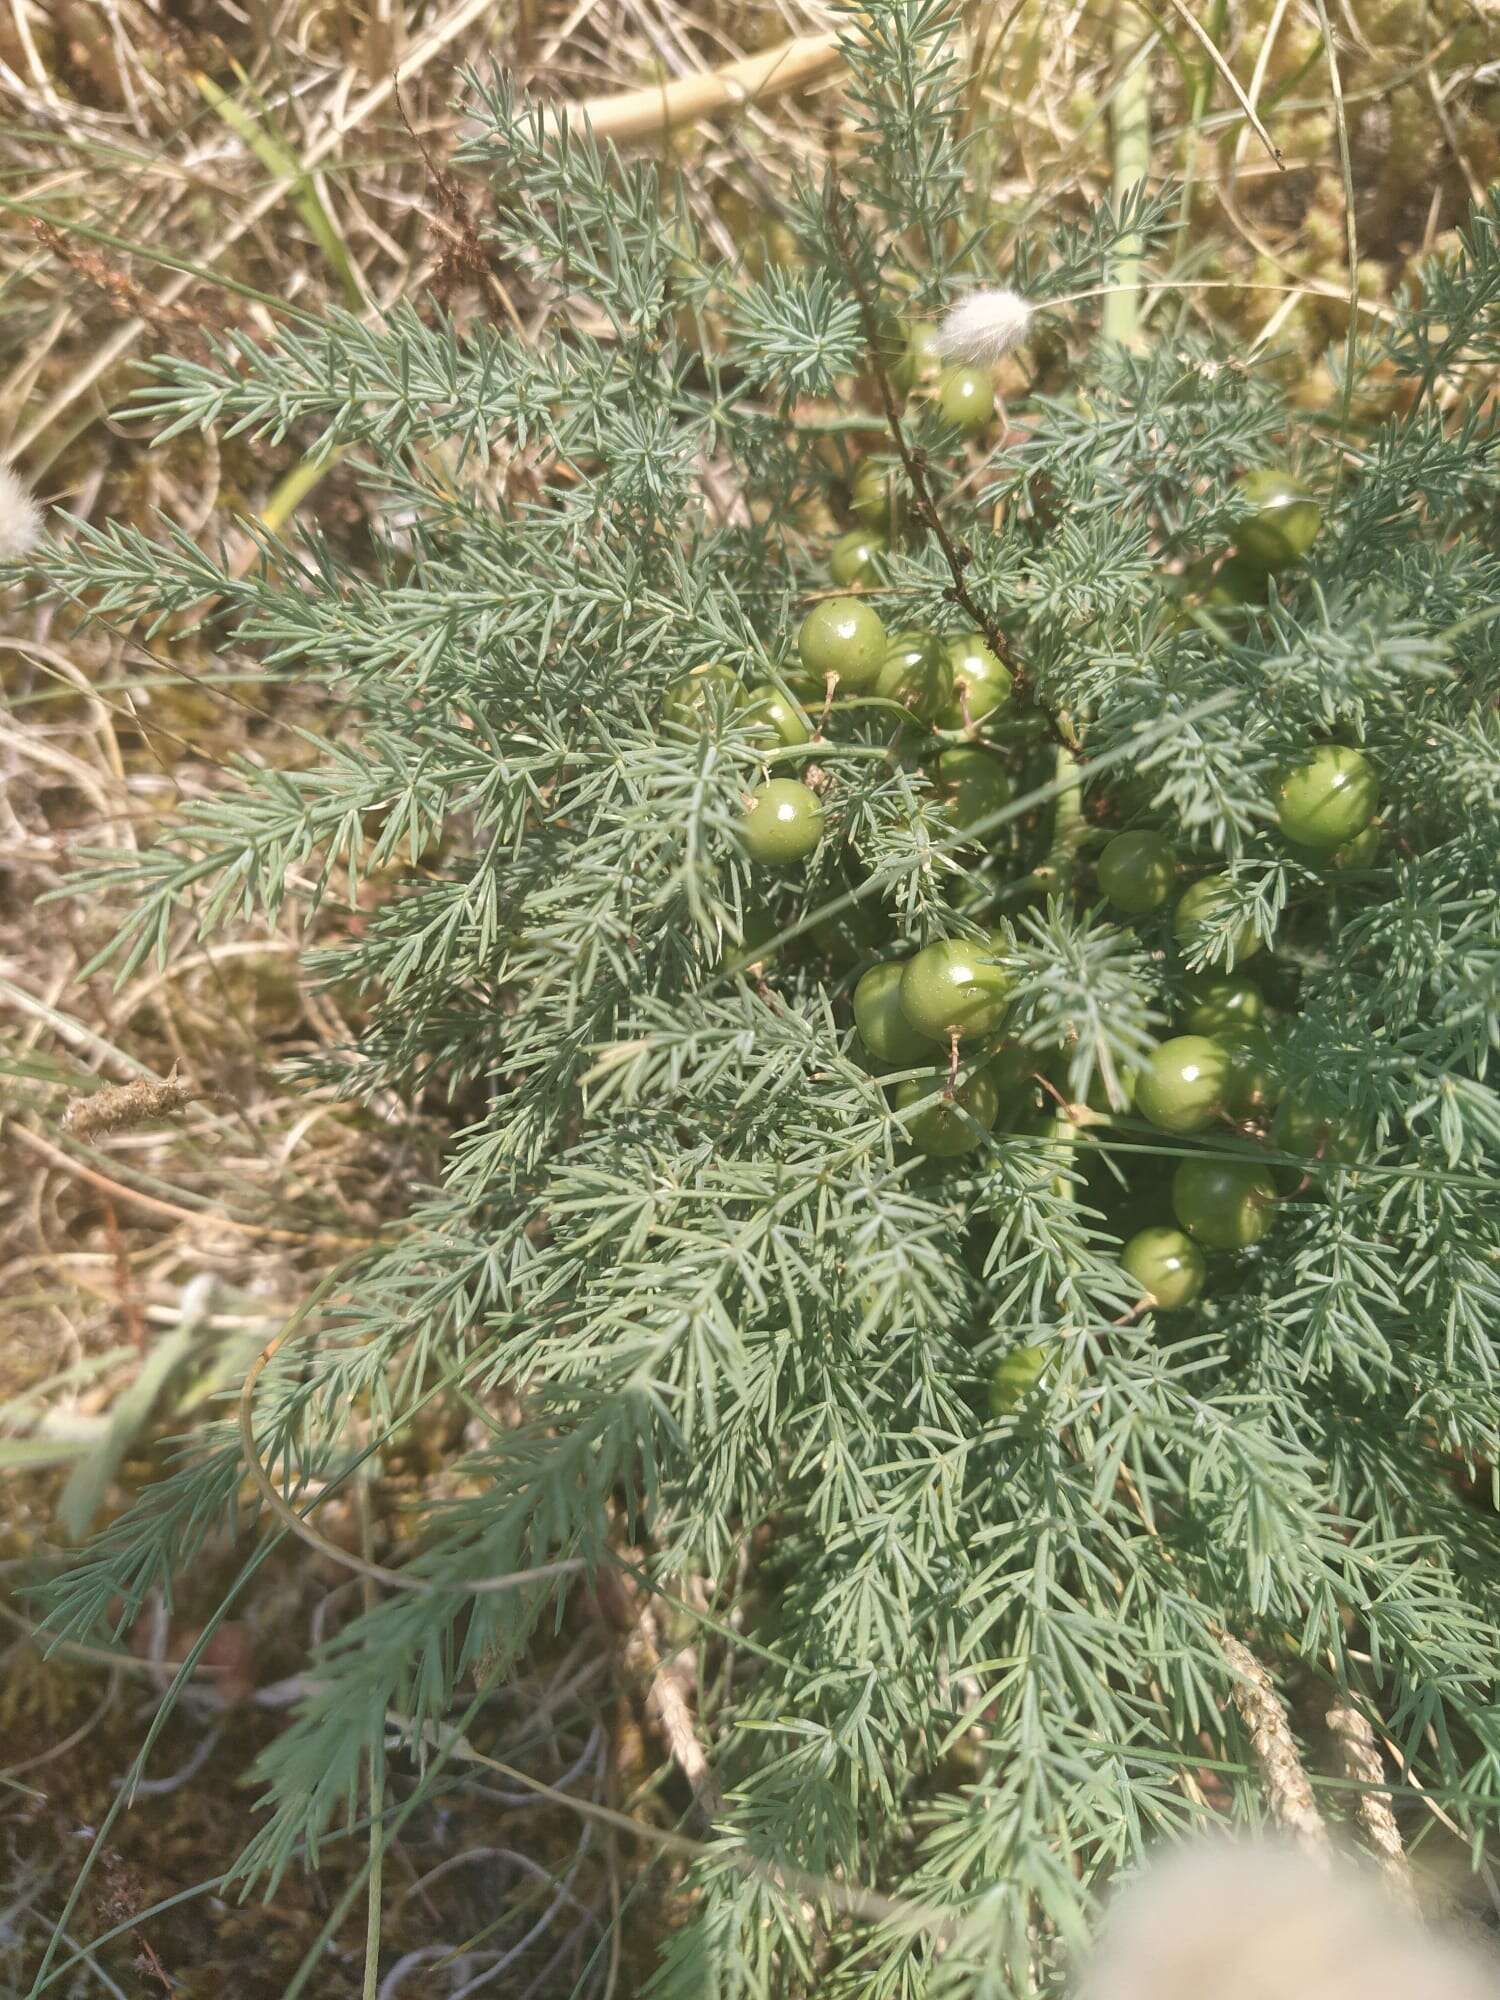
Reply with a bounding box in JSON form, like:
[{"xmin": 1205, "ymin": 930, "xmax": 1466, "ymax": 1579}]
[
  {"xmin": 1078, "ymin": 1840, "xmax": 1496, "ymax": 2000},
  {"xmin": 935, "ymin": 288, "xmax": 1034, "ymax": 365},
  {"xmin": 0, "ymin": 461, "xmax": 42, "ymax": 560}
]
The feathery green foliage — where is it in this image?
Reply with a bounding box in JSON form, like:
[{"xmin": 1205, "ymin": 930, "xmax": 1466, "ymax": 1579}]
[{"xmin": 25, "ymin": 5, "xmax": 1500, "ymax": 1993}]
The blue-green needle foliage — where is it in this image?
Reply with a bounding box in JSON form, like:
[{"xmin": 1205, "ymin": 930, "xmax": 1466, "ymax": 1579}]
[{"xmin": 27, "ymin": 4, "xmax": 1500, "ymax": 1994}]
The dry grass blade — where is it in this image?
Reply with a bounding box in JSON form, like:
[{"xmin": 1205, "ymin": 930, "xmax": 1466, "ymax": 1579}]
[
  {"xmin": 540, "ymin": 29, "xmax": 848, "ymax": 141},
  {"xmin": 1160, "ymin": 0, "xmax": 1283, "ymax": 168}
]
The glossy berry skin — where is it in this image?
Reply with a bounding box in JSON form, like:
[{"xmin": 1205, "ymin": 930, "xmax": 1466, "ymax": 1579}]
[
  {"xmin": 740, "ymin": 780, "xmax": 823, "ymax": 865},
  {"xmin": 989, "ymin": 1343, "xmax": 1049, "ymax": 1416},
  {"xmin": 1172, "ymin": 1158, "xmax": 1277, "ymax": 1250},
  {"xmin": 1121, "ymin": 1226, "xmax": 1207, "ymax": 1310},
  {"xmin": 829, "ymin": 528, "xmax": 887, "ymax": 588},
  {"xmin": 894, "ymin": 1066, "xmax": 1002, "ymax": 1157},
  {"xmin": 851, "ymin": 460, "xmax": 895, "ymax": 528},
  {"xmin": 743, "ymin": 683, "xmax": 811, "ymax": 749},
  {"xmin": 1098, "ymin": 831, "xmax": 1176, "ymax": 915},
  {"xmin": 797, "ymin": 597, "xmax": 887, "ymax": 691},
  {"xmin": 662, "ymin": 661, "xmax": 740, "ymax": 728},
  {"xmin": 1235, "ymin": 468, "xmax": 1321, "ymax": 569},
  {"xmin": 899, "ymin": 935, "xmax": 1012, "ymax": 1043},
  {"xmin": 1174, "ymin": 873, "xmax": 1262, "ymax": 964},
  {"xmin": 936, "ymin": 366, "xmax": 995, "ymax": 435},
  {"xmin": 936, "ymin": 747, "xmax": 1013, "ymax": 835},
  {"xmin": 1275, "ymin": 746, "xmax": 1378, "ymax": 853},
  {"xmin": 874, "ymin": 629, "xmax": 954, "ymax": 722},
  {"xmin": 890, "ymin": 319, "xmax": 943, "ymax": 395},
  {"xmin": 853, "ymin": 960, "xmax": 933, "ymax": 1069},
  {"xmin": 938, "ymin": 633, "xmax": 1012, "ymax": 729},
  {"xmin": 1184, "ymin": 973, "xmax": 1266, "ymax": 1039},
  {"xmin": 1271, "ymin": 1095, "xmax": 1366, "ymax": 1167},
  {"xmin": 1134, "ymin": 1035, "xmax": 1232, "ymax": 1134}
]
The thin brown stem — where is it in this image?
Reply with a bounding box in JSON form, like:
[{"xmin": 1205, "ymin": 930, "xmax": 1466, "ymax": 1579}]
[{"xmin": 822, "ymin": 190, "xmax": 1071, "ymax": 753}]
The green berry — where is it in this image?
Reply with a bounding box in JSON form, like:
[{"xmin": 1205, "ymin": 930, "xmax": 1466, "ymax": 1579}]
[
  {"xmin": 1172, "ymin": 1158, "xmax": 1277, "ymax": 1249},
  {"xmin": 743, "ymin": 683, "xmax": 811, "ymax": 749},
  {"xmin": 1121, "ymin": 1226, "xmax": 1207, "ymax": 1310},
  {"xmin": 1097, "ymin": 831, "xmax": 1176, "ymax": 916},
  {"xmin": 898, "ymin": 935, "xmax": 1013, "ymax": 1043},
  {"xmin": 874, "ymin": 629, "xmax": 954, "ymax": 722},
  {"xmin": 1235, "ymin": 468, "xmax": 1321, "ymax": 570},
  {"xmin": 662, "ymin": 662, "xmax": 740, "ymax": 729},
  {"xmin": 1270, "ymin": 1094, "xmax": 1366, "ymax": 1167},
  {"xmin": 937, "ymin": 633, "xmax": 1012, "ymax": 729},
  {"xmin": 741, "ymin": 779, "xmax": 823, "ymax": 865},
  {"xmin": 894, "ymin": 1066, "xmax": 1002, "ymax": 1157},
  {"xmin": 890, "ymin": 319, "xmax": 943, "ymax": 396},
  {"xmin": 830, "ymin": 528, "xmax": 887, "ymax": 588},
  {"xmin": 935, "ymin": 746, "xmax": 1013, "ymax": 835},
  {"xmin": 853, "ymin": 960, "xmax": 933, "ymax": 1069},
  {"xmin": 1275, "ymin": 746, "xmax": 1379, "ymax": 853},
  {"xmin": 1224, "ymin": 1029, "xmax": 1280, "ymax": 1118},
  {"xmin": 797, "ymin": 597, "xmax": 887, "ymax": 691},
  {"xmin": 1134, "ymin": 1035, "xmax": 1232, "ymax": 1134},
  {"xmin": 1174, "ymin": 873, "xmax": 1262, "ymax": 964},
  {"xmin": 850, "ymin": 461, "xmax": 896, "ymax": 528},
  {"xmin": 936, "ymin": 366, "xmax": 995, "ymax": 436},
  {"xmin": 988, "ymin": 1343, "xmax": 1049, "ymax": 1416},
  {"xmin": 1183, "ymin": 973, "xmax": 1266, "ymax": 1039},
  {"xmin": 1333, "ymin": 822, "xmax": 1381, "ymax": 868}
]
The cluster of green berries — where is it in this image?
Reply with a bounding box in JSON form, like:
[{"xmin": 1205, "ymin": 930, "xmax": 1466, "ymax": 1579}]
[{"xmin": 663, "ymin": 319, "xmax": 1377, "ymax": 1419}]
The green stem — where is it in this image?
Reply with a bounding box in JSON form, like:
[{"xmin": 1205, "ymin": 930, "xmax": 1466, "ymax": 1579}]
[
  {"xmin": 1031, "ymin": 741, "xmax": 1086, "ymax": 899},
  {"xmin": 1104, "ymin": 3, "xmax": 1152, "ymax": 347}
]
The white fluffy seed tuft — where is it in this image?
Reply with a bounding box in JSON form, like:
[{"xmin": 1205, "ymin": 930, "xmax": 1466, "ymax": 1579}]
[
  {"xmin": 1078, "ymin": 1841, "xmax": 1496, "ymax": 2000},
  {"xmin": 934, "ymin": 287, "xmax": 1034, "ymax": 364},
  {"xmin": 0, "ymin": 461, "xmax": 42, "ymax": 559}
]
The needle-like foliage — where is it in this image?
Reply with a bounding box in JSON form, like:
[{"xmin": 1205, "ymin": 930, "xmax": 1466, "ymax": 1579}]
[{"xmin": 25, "ymin": 5, "xmax": 1500, "ymax": 1994}]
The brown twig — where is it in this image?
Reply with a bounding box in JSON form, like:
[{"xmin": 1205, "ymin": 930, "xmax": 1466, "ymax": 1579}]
[
  {"xmin": 1326, "ymin": 1701, "xmax": 1416, "ymax": 1906},
  {"xmin": 622, "ymin": 1597, "xmax": 723, "ymax": 1823},
  {"xmin": 62, "ymin": 1071, "xmax": 199, "ymax": 1141},
  {"xmin": 1218, "ymin": 1632, "xmax": 1331, "ymax": 1860}
]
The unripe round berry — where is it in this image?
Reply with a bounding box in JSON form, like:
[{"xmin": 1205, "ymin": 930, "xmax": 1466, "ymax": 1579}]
[
  {"xmin": 899, "ymin": 935, "xmax": 1012, "ymax": 1042},
  {"xmin": 1183, "ymin": 973, "xmax": 1266, "ymax": 1039},
  {"xmin": 988, "ymin": 1342, "xmax": 1049, "ymax": 1415},
  {"xmin": 1121, "ymin": 1226, "xmax": 1207, "ymax": 1309},
  {"xmin": 662, "ymin": 661, "xmax": 740, "ymax": 729},
  {"xmin": 1174, "ymin": 873, "xmax": 1262, "ymax": 963},
  {"xmin": 874, "ymin": 629, "xmax": 954, "ymax": 721},
  {"xmin": 1275, "ymin": 746, "xmax": 1378, "ymax": 853},
  {"xmin": 890, "ymin": 319, "xmax": 943, "ymax": 395},
  {"xmin": 743, "ymin": 683, "xmax": 811, "ymax": 749},
  {"xmin": 1172, "ymin": 1158, "xmax": 1277, "ymax": 1249},
  {"xmin": 1097, "ymin": 831, "xmax": 1176, "ymax": 915},
  {"xmin": 797, "ymin": 597, "xmax": 887, "ymax": 691},
  {"xmin": 894, "ymin": 1066, "xmax": 1002, "ymax": 1156},
  {"xmin": 1235, "ymin": 468, "xmax": 1321, "ymax": 569},
  {"xmin": 938, "ymin": 633, "xmax": 1012, "ymax": 729},
  {"xmin": 1271, "ymin": 1094, "xmax": 1366, "ymax": 1167},
  {"xmin": 1134, "ymin": 1035, "xmax": 1232, "ymax": 1134},
  {"xmin": 829, "ymin": 528, "xmax": 887, "ymax": 588},
  {"xmin": 850, "ymin": 461, "xmax": 896, "ymax": 528},
  {"xmin": 741, "ymin": 779, "xmax": 823, "ymax": 865},
  {"xmin": 936, "ymin": 365, "xmax": 995, "ymax": 435},
  {"xmin": 853, "ymin": 960, "xmax": 933, "ymax": 1069}
]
